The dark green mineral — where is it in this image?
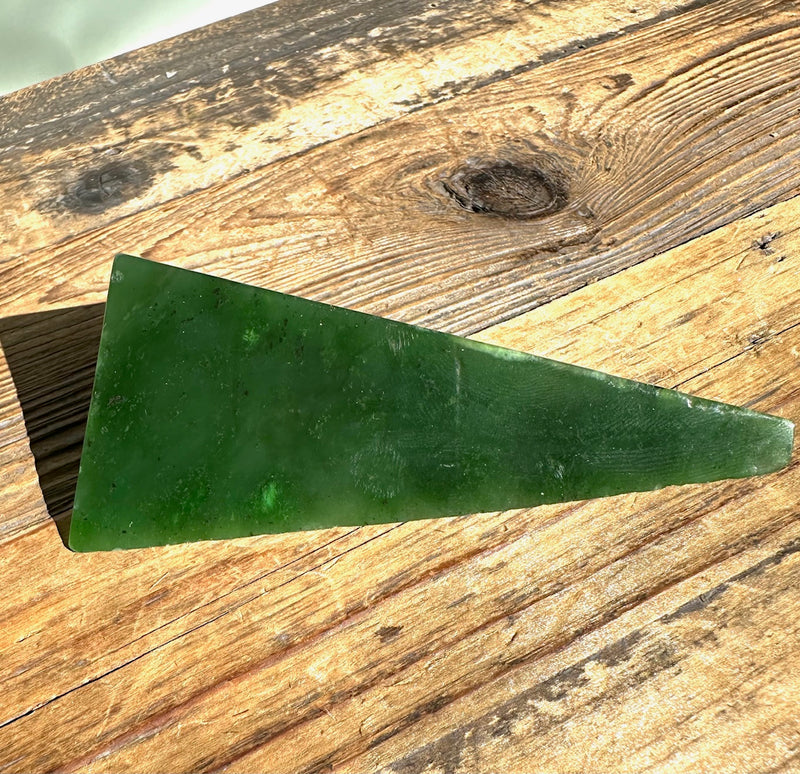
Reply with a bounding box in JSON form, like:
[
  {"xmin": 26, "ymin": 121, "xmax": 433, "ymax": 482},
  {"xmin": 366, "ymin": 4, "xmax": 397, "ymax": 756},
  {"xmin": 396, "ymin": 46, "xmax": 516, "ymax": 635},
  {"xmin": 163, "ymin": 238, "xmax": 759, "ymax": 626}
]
[{"xmin": 68, "ymin": 255, "xmax": 794, "ymax": 551}]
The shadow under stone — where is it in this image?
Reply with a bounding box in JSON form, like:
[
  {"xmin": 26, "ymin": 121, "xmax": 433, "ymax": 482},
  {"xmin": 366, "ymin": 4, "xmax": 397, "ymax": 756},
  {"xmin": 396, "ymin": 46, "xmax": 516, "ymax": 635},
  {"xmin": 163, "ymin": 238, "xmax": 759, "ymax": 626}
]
[{"xmin": 0, "ymin": 304, "xmax": 105, "ymax": 545}]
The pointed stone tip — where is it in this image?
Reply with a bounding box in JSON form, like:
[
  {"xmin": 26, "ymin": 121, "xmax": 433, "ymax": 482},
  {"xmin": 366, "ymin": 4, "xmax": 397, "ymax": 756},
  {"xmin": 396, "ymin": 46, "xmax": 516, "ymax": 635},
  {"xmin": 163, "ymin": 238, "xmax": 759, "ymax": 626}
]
[
  {"xmin": 746, "ymin": 412, "xmax": 794, "ymax": 477},
  {"xmin": 772, "ymin": 415, "xmax": 795, "ymax": 471}
]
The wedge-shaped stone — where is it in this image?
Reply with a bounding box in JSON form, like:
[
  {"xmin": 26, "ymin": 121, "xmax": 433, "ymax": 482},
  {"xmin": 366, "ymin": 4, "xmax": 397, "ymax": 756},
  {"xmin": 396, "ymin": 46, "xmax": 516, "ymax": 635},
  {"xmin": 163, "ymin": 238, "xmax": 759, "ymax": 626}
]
[{"xmin": 69, "ymin": 255, "xmax": 794, "ymax": 551}]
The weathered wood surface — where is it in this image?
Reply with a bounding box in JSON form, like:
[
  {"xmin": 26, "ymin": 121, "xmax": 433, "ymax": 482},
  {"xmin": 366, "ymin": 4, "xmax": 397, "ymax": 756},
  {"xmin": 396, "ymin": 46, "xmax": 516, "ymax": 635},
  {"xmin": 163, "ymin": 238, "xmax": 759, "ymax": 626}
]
[
  {"xmin": 4, "ymin": 0, "xmax": 800, "ymax": 334},
  {"xmin": 0, "ymin": 0, "xmax": 709, "ymax": 257},
  {"xmin": 1, "ymin": 0, "xmax": 799, "ymax": 771}
]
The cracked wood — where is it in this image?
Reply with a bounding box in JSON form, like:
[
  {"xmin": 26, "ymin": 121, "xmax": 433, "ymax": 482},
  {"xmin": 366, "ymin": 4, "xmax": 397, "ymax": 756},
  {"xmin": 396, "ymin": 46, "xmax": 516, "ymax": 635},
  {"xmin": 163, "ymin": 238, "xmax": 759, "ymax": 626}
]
[{"xmin": 1, "ymin": 0, "xmax": 706, "ymax": 256}]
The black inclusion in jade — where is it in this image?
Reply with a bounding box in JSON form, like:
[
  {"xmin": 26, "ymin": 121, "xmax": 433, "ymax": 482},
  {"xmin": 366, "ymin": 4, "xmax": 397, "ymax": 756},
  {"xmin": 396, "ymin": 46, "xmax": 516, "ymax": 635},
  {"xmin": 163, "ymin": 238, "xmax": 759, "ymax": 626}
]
[{"xmin": 69, "ymin": 255, "xmax": 794, "ymax": 551}]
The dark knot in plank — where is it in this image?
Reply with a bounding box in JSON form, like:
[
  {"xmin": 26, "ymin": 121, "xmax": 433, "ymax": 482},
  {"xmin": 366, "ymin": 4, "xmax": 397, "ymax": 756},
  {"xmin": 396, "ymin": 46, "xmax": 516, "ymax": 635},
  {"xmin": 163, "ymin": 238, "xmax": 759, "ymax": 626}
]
[
  {"xmin": 65, "ymin": 160, "xmax": 155, "ymax": 214},
  {"xmin": 37, "ymin": 144, "xmax": 177, "ymax": 216},
  {"xmin": 440, "ymin": 159, "xmax": 568, "ymax": 220}
]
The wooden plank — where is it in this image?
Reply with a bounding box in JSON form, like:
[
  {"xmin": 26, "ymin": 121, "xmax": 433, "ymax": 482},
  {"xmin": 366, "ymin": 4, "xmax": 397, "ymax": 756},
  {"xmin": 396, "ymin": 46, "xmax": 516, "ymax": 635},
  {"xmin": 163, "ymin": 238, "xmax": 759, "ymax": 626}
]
[
  {"xmin": 2, "ymin": 0, "xmax": 799, "ymax": 338},
  {"xmin": 479, "ymin": 196, "xmax": 799, "ymax": 391},
  {"xmin": 345, "ymin": 520, "xmax": 800, "ymax": 774},
  {"xmin": 0, "ymin": 435, "xmax": 47, "ymax": 541},
  {"xmin": 0, "ymin": 192, "xmax": 796, "ymax": 772},
  {"xmin": 0, "ymin": 0, "xmax": 702, "ymax": 258}
]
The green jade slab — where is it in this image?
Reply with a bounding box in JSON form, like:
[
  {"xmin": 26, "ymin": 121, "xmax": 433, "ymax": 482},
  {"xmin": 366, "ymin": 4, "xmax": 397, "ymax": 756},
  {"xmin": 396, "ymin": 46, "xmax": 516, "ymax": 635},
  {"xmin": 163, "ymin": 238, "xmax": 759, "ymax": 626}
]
[{"xmin": 69, "ymin": 255, "xmax": 794, "ymax": 551}]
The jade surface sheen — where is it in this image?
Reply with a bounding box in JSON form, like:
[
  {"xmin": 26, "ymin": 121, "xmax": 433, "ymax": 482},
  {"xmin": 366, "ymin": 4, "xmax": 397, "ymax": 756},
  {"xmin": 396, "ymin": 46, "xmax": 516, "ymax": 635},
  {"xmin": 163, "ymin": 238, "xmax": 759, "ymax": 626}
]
[{"xmin": 69, "ymin": 255, "xmax": 794, "ymax": 551}]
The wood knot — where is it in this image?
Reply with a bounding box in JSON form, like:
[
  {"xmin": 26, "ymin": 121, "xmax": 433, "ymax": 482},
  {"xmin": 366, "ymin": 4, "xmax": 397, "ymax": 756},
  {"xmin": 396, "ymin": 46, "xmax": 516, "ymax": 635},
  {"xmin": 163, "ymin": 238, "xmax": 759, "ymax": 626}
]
[
  {"xmin": 439, "ymin": 159, "xmax": 568, "ymax": 220},
  {"xmin": 36, "ymin": 145, "xmax": 176, "ymax": 216},
  {"xmin": 66, "ymin": 161, "xmax": 152, "ymax": 214}
]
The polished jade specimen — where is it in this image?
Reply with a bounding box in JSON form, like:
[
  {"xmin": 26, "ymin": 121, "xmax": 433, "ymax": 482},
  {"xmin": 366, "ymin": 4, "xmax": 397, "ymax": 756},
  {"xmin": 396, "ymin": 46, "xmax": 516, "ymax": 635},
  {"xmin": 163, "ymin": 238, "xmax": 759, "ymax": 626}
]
[{"xmin": 68, "ymin": 255, "xmax": 794, "ymax": 551}]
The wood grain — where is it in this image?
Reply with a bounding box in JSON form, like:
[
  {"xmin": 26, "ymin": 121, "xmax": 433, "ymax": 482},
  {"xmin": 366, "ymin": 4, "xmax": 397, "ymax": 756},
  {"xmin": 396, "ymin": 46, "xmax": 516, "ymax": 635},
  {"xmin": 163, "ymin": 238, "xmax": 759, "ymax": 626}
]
[
  {"xmin": 0, "ymin": 192, "xmax": 797, "ymax": 771},
  {"xmin": 0, "ymin": 0, "xmax": 705, "ymax": 257},
  {"xmin": 3, "ymin": 0, "xmax": 800, "ymax": 339},
  {"xmin": 347, "ymin": 521, "xmax": 800, "ymax": 774},
  {"xmin": 1, "ymin": 0, "xmax": 799, "ymax": 770}
]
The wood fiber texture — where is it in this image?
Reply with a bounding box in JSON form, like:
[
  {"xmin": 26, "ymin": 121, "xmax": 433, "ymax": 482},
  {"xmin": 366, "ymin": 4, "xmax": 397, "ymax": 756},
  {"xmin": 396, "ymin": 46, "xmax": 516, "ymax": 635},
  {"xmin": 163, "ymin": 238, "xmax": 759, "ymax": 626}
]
[{"xmin": 0, "ymin": 0, "xmax": 798, "ymax": 771}]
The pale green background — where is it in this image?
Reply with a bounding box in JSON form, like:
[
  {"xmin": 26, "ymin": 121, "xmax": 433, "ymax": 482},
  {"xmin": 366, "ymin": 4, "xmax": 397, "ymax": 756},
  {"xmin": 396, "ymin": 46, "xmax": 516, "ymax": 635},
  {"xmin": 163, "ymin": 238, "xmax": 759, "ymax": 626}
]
[{"xmin": 0, "ymin": 0, "xmax": 274, "ymax": 95}]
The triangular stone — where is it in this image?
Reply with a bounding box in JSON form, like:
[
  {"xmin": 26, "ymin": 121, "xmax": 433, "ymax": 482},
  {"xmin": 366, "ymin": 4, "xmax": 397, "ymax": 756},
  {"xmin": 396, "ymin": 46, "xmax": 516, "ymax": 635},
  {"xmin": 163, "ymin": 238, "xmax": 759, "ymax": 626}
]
[{"xmin": 69, "ymin": 255, "xmax": 793, "ymax": 551}]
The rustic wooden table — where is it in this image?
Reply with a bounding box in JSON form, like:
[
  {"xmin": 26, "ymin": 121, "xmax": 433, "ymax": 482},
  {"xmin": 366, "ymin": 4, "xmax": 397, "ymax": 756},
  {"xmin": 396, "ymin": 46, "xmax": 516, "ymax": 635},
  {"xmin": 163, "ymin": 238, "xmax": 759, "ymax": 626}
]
[{"xmin": 1, "ymin": 0, "xmax": 799, "ymax": 771}]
